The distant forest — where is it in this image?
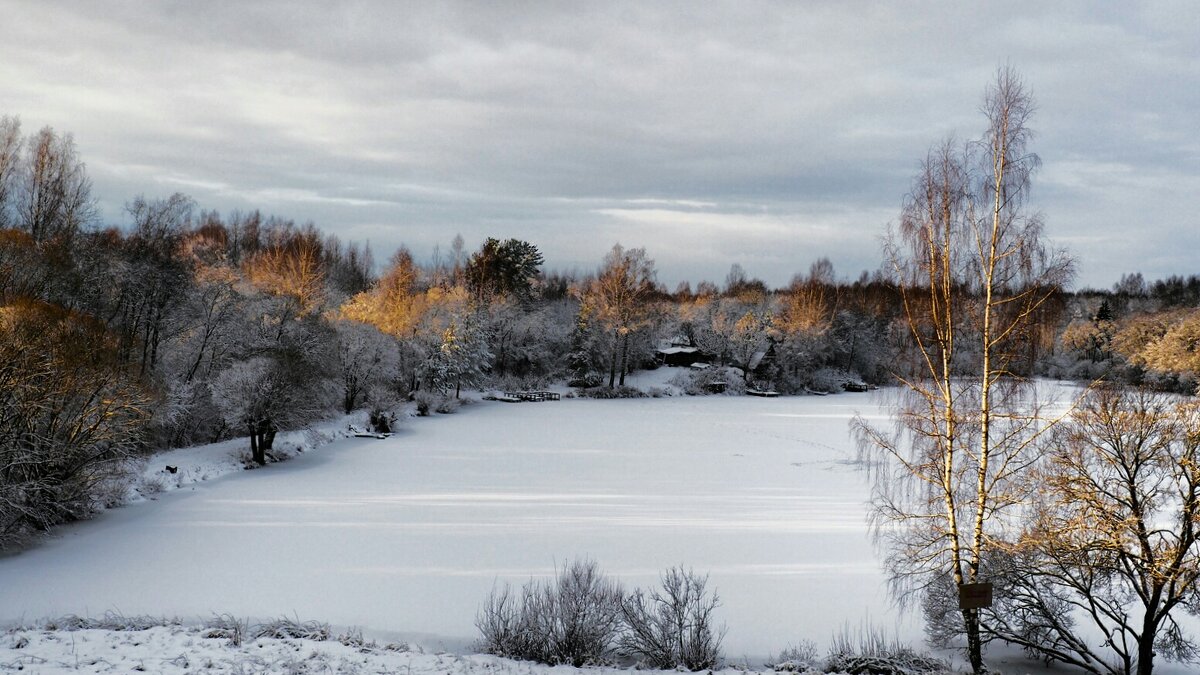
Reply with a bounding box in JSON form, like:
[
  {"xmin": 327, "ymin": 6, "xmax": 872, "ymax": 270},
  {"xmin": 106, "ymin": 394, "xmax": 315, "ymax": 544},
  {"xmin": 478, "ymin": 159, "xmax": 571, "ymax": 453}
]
[{"xmin": 1, "ymin": 112, "xmax": 1198, "ymax": 544}]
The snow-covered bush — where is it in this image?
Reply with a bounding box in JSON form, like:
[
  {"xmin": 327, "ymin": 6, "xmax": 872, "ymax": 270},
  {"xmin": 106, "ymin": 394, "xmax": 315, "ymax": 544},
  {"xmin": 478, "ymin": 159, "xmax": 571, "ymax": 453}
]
[
  {"xmin": 202, "ymin": 614, "xmax": 248, "ymax": 646},
  {"xmin": 824, "ymin": 624, "xmax": 950, "ymax": 675},
  {"xmin": 668, "ymin": 366, "xmax": 744, "ymax": 396},
  {"xmin": 413, "ymin": 390, "xmax": 465, "ymax": 415},
  {"xmin": 94, "ymin": 471, "xmax": 136, "ymax": 509},
  {"xmin": 489, "ymin": 373, "xmax": 555, "ymax": 392},
  {"xmin": 568, "ymin": 372, "xmax": 604, "ymax": 388},
  {"xmin": 807, "ymin": 367, "xmax": 852, "ymax": 394},
  {"xmin": 434, "ymin": 396, "xmax": 461, "ymax": 414},
  {"xmin": 414, "ymin": 391, "xmax": 435, "ymax": 416},
  {"xmin": 0, "ymin": 299, "xmax": 149, "ymax": 548},
  {"xmin": 477, "ymin": 558, "xmax": 624, "ymax": 667},
  {"xmin": 478, "ymin": 561, "xmax": 727, "ymax": 671},
  {"xmin": 43, "ymin": 612, "xmax": 177, "ymax": 632},
  {"xmin": 135, "ymin": 474, "xmax": 167, "ymax": 498},
  {"xmin": 577, "ymin": 385, "xmax": 646, "ymax": 399},
  {"xmin": 254, "ymin": 617, "xmax": 331, "ymax": 641},
  {"xmin": 369, "ymin": 408, "xmax": 396, "ymax": 433},
  {"xmin": 620, "ymin": 566, "xmax": 725, "ymax": 670},
  {"xmin": 770, "ymin": 640, "xmax": 820, "ymax": 671}
]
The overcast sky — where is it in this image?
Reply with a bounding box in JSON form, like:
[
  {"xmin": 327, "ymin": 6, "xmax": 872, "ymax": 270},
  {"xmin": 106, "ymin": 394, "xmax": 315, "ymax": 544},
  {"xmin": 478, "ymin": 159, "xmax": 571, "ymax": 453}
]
[{"xmin": 2, "ymin": 2, "xmax": 1197, "ymax": 289}]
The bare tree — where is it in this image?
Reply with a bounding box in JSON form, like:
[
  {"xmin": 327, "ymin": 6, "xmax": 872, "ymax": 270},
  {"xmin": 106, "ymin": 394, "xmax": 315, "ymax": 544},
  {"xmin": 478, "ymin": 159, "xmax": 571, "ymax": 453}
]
[
  {"xmin": 991, "ymin": 387, "xmax": 1200, "ymax": 675},
  {"xmin": 17, "ymin": 126, "xmax": 95, "ymax": 244},
  {"xmin": 854, "ymin": 67, "xmax": 1073, "ymax": 674},
  {"xmin": 333, "ymin": 318, "xmax": 398, "ymax": 413},
  {"xmin": 580, "ymin": 244, "xmax": 657, "ymax": 388},
  {"xmin": 620, "ymin": 567, "xmax": 726, "ymax": 670},
  {"xmin": 0, "ymin": 115, "xmax": 21, "ymax": 229},
  {"xmin": 477, "ymin": 558, "xmax": 624, "ymax": 667},
  {"xmin": 113, "ymin": 193, "xmax": 195, "ymax": 375}
]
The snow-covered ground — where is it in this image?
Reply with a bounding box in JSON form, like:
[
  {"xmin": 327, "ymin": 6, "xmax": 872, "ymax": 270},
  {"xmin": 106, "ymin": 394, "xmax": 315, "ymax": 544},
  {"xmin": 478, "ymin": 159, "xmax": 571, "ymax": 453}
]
[
  {"xmin": 0, "ymin": 621, "xmax": 795, "ymax": 674},
  {"xmin": 2, "ymin": 378, "xmax": 1175, "ymax": 673},
  {"xmin": 1, "ymin": 387, "xmax": 894, "ymax": 657}
]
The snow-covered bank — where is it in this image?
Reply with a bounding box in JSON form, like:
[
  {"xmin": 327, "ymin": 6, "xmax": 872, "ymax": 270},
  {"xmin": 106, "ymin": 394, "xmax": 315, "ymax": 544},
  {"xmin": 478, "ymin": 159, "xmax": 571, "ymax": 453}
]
[
  {"xmin": 0, "ymin": 620, "xmax": 740, "ymax": 675},
  {"xmin": 3, "ymin": 619, "xmax": 1175, "ymax": 675},
  {"xmin": 127, "ymin": 412, "xmax": 370, "ymax": 504}
]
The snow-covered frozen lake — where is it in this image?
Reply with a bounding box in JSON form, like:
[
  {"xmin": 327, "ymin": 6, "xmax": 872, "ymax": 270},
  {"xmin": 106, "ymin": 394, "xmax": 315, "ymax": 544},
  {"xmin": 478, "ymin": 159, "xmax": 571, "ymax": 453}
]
[{"xmin": 0, "ymin": 390, "xmax": 915, "ymax": 657}]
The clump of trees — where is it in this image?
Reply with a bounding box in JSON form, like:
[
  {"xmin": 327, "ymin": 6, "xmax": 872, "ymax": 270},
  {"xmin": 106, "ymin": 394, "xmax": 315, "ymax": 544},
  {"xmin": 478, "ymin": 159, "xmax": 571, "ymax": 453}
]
[
  {"xmin": 0, "ymin": 118, "xmax": 149, "ymax": 546},
  {"xmin": 476, "ymin": 559, "xmax": 724, "ymax": 670},
  {"xmin": 855, "ymin": 66, "xmax": 1072, "ymax": 674},
  {"xmin": 987, "ymin": 387, "xmax": 1200, "ymax": 675},
  {"xmin": 855, "ymin": 67, "xmax": 1200, "ymax": 675}
]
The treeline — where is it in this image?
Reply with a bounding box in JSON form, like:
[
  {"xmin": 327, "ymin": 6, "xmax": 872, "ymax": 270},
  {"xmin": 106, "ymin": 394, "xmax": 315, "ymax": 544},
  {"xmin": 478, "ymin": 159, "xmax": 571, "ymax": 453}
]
[{"xmin": 1048, "ymin": 273, "xmax": 1200, "ymax": 392}]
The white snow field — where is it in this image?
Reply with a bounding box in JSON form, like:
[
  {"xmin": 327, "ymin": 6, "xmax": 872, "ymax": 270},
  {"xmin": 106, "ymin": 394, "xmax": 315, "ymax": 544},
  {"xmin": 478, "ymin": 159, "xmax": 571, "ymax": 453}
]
[
  {"xmin": 16, "ymin": 380, "xmax": 1176, "ymax": 675},
  {"xmin": 0, "ymin": 390, "xmax": 902, "ymax": 659}
]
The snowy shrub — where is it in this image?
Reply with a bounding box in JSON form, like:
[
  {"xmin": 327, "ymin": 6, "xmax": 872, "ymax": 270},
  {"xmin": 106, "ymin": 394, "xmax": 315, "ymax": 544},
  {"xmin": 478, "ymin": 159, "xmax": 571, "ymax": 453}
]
[
  {"xmin": 0, "ymin": 300, "xmax": 150, "ymax": 548},
  {"xmin": 136, "ymin": 474, "xmax": 167, "ymax": 498},
  {"xmin": 254, "ymin": 616, "xmax": 331, "ymax": 641},
  {"xmin": 770, "ymin": 640, "xmax": 820, "ymax": 671},
  {"xmin": 369, "ymin": 407, "xmax": 397, "ymax": 433},
  {"xmin": 824, "ymin": 624, "xmax": 950, "ymax": 675},
  {"xmin": 477, "ymin": 558, "xmax": 624, "ymax": 666},
  {"xmin": 203, "ymin": 614, "xmax": 248, "ymax": 646},
  {"xmin": 414, "ymin": 391, "xmax": 435, "ymax": 416},
  {"xmin": 668, "ymin": 367, "xmax": 743, "ymax": 396},
  {"xmin": 808, "ymin": 367, "xmax": 851, "ymax": 394},
  {"xmin": 620, "ymin": 566, "xmax": 725, "ymax": 670},
  {"xmin": 367, "ymin": 384, "xmax": 402, "ymax": 433},
  {"xmin": 568, "ymin": 373, "xmax": 604, "ymax": 388},
  {"xmin": 491, "ymin": 374, "xmax": 554, "ymax": 392},
  {"xmin": 95, "ymin": 471, "xmax": 136, "ymax": 508},
  {"xmin": 435, "ymin": 396, "xmax": 461, "ymax": 414},
  {"xmin": 578, "ymin": 385, "xmax": 646, "ymax": 399},
  {"xmin": 335, "ymin": 627, "xmax": 367, "ymax": 650},
  {"xmin": 43, "ymin": 612, "xmax": 177, "ymax": 632}
]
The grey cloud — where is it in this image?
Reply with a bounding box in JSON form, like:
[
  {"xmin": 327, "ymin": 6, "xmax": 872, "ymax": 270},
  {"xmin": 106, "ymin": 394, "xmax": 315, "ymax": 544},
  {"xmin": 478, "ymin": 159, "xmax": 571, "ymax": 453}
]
[{"xmin": 2, "ymin": 1, "xmax": 1197, "ymax": 289}]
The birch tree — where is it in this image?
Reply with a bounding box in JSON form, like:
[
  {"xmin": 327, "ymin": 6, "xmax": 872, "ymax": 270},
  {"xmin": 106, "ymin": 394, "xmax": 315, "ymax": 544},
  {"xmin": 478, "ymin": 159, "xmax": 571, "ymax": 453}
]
[{"xmin": 854, "ymin": 67, "xmax": 1073, "ymax": 674}]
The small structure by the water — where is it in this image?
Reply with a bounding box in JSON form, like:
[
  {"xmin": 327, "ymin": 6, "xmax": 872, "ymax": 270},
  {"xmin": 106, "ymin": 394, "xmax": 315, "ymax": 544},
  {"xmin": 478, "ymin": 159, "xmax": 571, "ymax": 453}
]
[
  {"xmin": 492, "ymin": 391, "xmax": 561, "ymax": 403},
  {"xmin": 656, "ymin": 345, "xmax": 713, "ymax": 367}
]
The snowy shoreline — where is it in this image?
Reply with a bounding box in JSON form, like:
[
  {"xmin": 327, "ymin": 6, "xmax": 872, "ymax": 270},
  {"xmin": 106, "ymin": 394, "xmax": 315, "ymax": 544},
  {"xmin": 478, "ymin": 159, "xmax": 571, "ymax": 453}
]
[{"xmin": 125, "ymin": 412, "xmax": 369, "ymax": 506}]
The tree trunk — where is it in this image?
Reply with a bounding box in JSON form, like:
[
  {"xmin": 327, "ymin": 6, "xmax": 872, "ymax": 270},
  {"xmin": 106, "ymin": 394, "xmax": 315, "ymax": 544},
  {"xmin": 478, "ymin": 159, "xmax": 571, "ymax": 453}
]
[
  {"xmin": 148, "ymin": 302, "xmax": 162, "ymax": 372},
  {"xmin": 965, "ymin": 609, "xmax": 983, "ymax": 674},
  {"xmin": 1138, "ymin": 614, "xmax": 1157, "ymax": 675},
  {"xmin": 249, "ymin": 422, "xmax": 264, "ymax": 465},
  {"xmin": 618, "ymin": 332, "xmax": 630, "ymax": 386},
  {"xmin": 608, "ymin": 330, "xmax": 619, "ymax": 388}
]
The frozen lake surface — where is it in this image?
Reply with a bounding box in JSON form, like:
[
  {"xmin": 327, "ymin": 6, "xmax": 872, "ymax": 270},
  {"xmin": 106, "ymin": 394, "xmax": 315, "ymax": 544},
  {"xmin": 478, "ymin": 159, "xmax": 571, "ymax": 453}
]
[{"xmin": 0, "ymin": 391, "xmax": 916, "ymax": 657}]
